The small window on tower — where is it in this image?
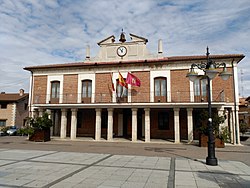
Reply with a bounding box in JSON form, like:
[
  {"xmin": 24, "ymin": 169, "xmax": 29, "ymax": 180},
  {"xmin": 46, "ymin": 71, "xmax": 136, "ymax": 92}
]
[{"xmin": 1, "ymin": 103, "xmax": 7, "ymax": 109}]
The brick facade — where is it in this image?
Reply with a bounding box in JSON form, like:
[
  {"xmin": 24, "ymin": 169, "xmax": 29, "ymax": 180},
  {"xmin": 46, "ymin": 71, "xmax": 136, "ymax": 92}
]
[
  {"xmin": 63, "ymin": 74, "xmax": 78, "ymax": 103},
  {"xmin": 15, "ymin": 98, "xmax": 29, "ymax": 127},
  {"xmin": 95, "ymin": 73, "xmax": 112, "ymax": 103},
  {"xmin": 171, "ymin": 69, "xmax": 190, "ymax": 102},
  {"xmin": 131, "ymin": 71, "xmax": 150, "ymax": 102},
  {"xmin": 212, "ymin": 67, "xmax": 234, "ymax": 102},
  {"xmin": 33, "ymin": 75, "xmax": 47, "ymax": 104}
]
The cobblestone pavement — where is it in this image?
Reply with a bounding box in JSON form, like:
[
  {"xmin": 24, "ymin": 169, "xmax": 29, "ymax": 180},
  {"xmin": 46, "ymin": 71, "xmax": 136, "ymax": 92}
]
[{"xmin": 0, "ymin": 136, "xmax": 249, "ymax": 187}]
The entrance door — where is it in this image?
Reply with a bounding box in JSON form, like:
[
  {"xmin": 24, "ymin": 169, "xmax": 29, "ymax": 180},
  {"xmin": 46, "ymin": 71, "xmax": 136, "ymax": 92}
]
[
  {"xmin": 137, "ymin": 109, "xmax": 143, "ymax": 139},
  {"xmin": 123, "ymin": 109, "xmax": 131, "ymax": 138}
]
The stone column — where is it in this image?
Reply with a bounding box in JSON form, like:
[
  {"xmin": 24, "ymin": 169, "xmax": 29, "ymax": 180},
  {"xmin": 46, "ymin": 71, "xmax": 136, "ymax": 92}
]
[
  {"xmin": 46, "ymin": 109, "xmax": 53, "ymax": 136},
  {"xmin": 235, "ymin": 107, "xmax": 241, "ymax": 145},
  {"xmin": 46, "ymin": 109, "xmax": 52, "ymax": 118},
  {"xmin": 132, "ymin": 108, "xmax": 138, "ymax": 142},
  {"xmin": 32, "ymin": 109, "xmax": 39, "ymax": 118},
  {"xmin": 229, "ymin": 109, "xmax": 235, "ymax": 144},
  {"xmin": 70, "ymin": 109, "xmax": 78, "ymax": 140},
  {"xmin": 95, "ymin": 108, "xmax": 102, "ymax": 141},
  {"xmin": 232, "ymin": 108, "xmax": 238, "ymax": 145},
  {"xmin": 60, "ymin": 109, "xmax": 67, "ymax": 139},
  {"xmin": 144, "ymin": 108, "xmax": 150, "ymax": 142},
  {"xmin": 174, "ymin": 108, "xmax": 180, "ymax": 143},
  {"xmin": 217, "ymin": 107, "xmax": 225, "ymax": 129},
  {"xmin": 107, "ymin": 108, "xmax": 114, "ymax": 141},
  {"xmin": 187, "ymin": 108, "xmax": 193, "ymax": 143},
  {"xmin": 38, "ymin": 108, "xmax": 44, "ymax": 117}
]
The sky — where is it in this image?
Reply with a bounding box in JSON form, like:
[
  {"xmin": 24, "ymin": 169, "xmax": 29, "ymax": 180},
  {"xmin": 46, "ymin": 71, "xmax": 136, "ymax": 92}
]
[{"xmin": 0, "ymin": 0, "xmax": 249, "ymax": 97}]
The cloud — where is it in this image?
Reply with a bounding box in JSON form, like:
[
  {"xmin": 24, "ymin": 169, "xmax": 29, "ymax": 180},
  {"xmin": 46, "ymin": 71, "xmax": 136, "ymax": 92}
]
[{"xmin": 0, "ymin": 0, "xmax": 249, "ymax": 97}]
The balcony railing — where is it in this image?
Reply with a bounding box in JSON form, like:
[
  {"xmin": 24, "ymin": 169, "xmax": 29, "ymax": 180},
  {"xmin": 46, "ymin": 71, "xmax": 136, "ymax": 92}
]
[{"xmin": 33, "ymin": 89, "xmax": 230, "ymax": 105}]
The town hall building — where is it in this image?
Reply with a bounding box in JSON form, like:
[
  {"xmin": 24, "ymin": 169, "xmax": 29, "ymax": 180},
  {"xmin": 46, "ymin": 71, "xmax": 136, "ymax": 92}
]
[{"xmin": 24, "ymin": 32, "xmax": 244, "ymax": 144}]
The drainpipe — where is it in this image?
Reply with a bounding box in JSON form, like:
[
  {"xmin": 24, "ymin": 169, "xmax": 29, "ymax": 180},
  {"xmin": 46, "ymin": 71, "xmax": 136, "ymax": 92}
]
[{"xmin": 28, "ymin": 71, "xmax": 34, "ymax": 118}]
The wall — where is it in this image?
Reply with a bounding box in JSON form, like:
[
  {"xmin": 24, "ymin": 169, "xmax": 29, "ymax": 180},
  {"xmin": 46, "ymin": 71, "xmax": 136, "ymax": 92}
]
[
  {"xmin": 150, "ymin": 109, "xmax": 174, "ymax": 139},
  {"xmin": 212, "ymin": 67, "xmax": 234, "ymax": 102},
  {"xmin": 15, "ymin": 97, "xmax": 29, "ymax": 127},
  {"xmin": 77, "ymin": 109, "xmax": 95, "ymax": 137},
  {"xmin": 131, "ymin": 71, "xmax": 150, "ymax": 102},
  {"xmin": 63, "ymin": 74, "xmax": 78, "ymax": 103},
  {"xmin": 33, "ymin": 75, "xmax": 47, "ymax": 104},
  {"xmin": 0, "ymin": 103, "xmax": 14, "ymax": 126},
  {"xmin": 171, "ymin": 69, "xmax": 190, "ymax": 102},
  {"xmin": 95, "ymin": 73, "xmax": 112, "ymax": 103}
]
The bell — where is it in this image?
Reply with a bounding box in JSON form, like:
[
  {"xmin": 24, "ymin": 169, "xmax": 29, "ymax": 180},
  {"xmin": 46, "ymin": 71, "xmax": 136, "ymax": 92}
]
[{"xmin": 119, "ymin": 32, "xmax": 126, "ymax": 43}]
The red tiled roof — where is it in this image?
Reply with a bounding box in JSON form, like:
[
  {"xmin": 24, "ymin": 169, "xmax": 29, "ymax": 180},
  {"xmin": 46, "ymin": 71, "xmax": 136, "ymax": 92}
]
[
  {"xmin": 0, "ymin": 93, "xmax": 29, "ymax": 102},
  {"xmin": 23, "ymin": 54, "xmax": 245, "ymax": 71}
]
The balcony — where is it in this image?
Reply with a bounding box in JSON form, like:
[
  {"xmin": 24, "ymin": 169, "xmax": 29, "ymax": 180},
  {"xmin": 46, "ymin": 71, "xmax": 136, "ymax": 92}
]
[{"xmin": 32, "ymin": 89, "xmax": 230, "ymax": 105}]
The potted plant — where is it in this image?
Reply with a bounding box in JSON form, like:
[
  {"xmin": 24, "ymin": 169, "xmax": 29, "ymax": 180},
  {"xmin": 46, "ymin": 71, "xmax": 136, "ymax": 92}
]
[
  {"xmin": 197, "ymin": 109, "xmax": 228, "ymax": 148},
  {"xmin": 19, "ymin": 113, "xmax": 52, "ymax": 142}
]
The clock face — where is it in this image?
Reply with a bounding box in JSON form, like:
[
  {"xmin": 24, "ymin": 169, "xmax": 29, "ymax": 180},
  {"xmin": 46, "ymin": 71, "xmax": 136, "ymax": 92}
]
[{"xmin": 117, "ymin": 46, "xmax": 127, "ymax": 57}]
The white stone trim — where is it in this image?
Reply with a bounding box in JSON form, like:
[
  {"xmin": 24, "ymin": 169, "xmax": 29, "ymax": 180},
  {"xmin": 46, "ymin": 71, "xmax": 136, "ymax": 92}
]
[
  {"xmin": 12, "ymin": 103, "xmax": 16, "ymax": 126},
  {"xmin": 70, "ymin": 109, "xmax": 78, "ymax": 140},
  {"xmin": 47, "ymin": 75, "xmax": 64, "ymax": 104},
  {"xmin": 150, "ymin": 70, "xmax": 171, "ymax": 102},
  {"xmin": 187, "ymin": 108, "xmax": 193, "ymax": 143},
  {"xmin": 174, "ymin": 108, "xmax": 180, "ymax": 143},
  {"xmin": 78, "ymin": 73, "xmax": 96, "ymax": 103},
  {"xmin": 132, "ymin": 108, "xmax": 137, "ymax": 142}
]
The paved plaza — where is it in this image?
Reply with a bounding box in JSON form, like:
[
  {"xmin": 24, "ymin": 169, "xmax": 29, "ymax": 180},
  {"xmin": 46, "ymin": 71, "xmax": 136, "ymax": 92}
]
[{"xmin": 0, "ymin": 148, "xmax": 249, "ymax": 188}]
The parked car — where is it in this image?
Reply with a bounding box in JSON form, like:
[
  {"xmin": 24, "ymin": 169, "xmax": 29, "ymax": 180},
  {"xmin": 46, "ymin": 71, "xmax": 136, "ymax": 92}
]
[
  {"xmin": 0, "ymin": 130, "xmax": 6, "ymax": 136},
  {"xmin": 6, "ymin": 126, "xmax": 18, "ymax": 136}
]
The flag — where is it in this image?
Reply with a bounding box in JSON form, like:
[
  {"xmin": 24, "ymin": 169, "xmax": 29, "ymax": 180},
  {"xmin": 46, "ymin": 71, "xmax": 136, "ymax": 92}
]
[
  {"xmin": 126, "ymin": 72, "xmax": 141, "ymax": 87},
  {"xmin": 110, "ymin": 72, "xmax": 115, "ymax": 91},
  {"xmin": 118, "ymin": 72, "xmax": 128, "ymax": 88}
]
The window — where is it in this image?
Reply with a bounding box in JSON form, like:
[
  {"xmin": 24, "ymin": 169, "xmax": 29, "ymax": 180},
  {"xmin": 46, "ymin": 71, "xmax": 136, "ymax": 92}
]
[
  {"xmin": 154, "ymin": 77, "xmax": 167, "ymax": 102},
  {"xmin": 1, "ymin": 103, "xmax": 7, "ymax": 109},
  {"xmin": 158, "ymin": 112, "xmax": 169, "ymax": 130},
  {"xmin": 0, "ymin": 120, "xmax": 6, "ymax": 127},
  {"xmin": 194, "ymin": 77, "xmax": 207, "ymax": 102},
  {"xmin": 82, "ymin": 80, "xmax": 92, "ymax": 103},
  {"xmin": 51, "ymin": 81, "xmax": 60, "ymax": 103},
  {"xmin": 116, "ymin": 80, "xmax": 128, "ymax": 102}
]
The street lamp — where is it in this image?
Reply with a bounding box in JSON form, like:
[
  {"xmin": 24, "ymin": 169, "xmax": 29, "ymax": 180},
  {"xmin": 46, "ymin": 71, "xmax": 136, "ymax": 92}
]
[{"xmin": 186, "ymin": 47, "xmax": 232, "ymax": 166}]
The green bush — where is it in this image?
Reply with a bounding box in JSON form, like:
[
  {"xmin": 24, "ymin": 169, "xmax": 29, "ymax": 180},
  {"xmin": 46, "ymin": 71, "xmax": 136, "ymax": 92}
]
[
  {"xmin": 197, "ymin": 109, "xmax": 229, "ymax": 142},
  {"xmin": 21, "ymin": 113, "xmax": 52, "ymax": 136},
  {"xmin": 27, "ymin": 112, "xmax": 52, "ymax": 131},
  {"xmin": 240, "ymin": 122, "xmax": 248, "ymax": 134}
]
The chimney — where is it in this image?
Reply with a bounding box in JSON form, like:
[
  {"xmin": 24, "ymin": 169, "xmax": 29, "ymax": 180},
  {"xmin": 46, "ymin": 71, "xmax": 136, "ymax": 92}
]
[
  {"xmin": 19, "ymin": 89, "xmax": 24, "ymax": 96},
  {"xmin": 85, "ymin": 45, "xmax": 90, "ymax": 61},
  {"xmin": 158, "ymin": 39, "xmax": 163, "ymax": 55}
]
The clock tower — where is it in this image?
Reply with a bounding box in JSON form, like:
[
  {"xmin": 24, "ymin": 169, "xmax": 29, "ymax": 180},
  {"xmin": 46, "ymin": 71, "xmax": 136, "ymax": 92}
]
[{"xmin": 87, "ymin": 31, "xmax": 160, "ymax": 62}]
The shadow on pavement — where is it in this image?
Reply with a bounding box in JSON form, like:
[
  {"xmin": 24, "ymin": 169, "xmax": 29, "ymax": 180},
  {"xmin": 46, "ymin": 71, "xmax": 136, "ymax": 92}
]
[{"xmin": 196, "ymin": 170, "xmax": 250, "ymax": 188}]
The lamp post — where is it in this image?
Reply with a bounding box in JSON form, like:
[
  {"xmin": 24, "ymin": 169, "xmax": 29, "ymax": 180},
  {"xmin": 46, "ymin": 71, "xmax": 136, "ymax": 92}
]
[{"xmin": 186, "ymin": 47, "xmax": 232, "ymax": 166}]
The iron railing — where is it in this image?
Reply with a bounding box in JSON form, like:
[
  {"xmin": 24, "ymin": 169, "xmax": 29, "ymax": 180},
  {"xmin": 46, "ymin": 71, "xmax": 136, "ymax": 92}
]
[{"xmin": 33, "ymin": 89, "xmax": 231, "ymax": 105}]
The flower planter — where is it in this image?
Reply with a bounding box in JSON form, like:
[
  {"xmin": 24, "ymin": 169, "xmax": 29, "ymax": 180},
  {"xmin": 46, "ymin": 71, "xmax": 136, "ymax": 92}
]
[
  {"xmin": 199, "ymin": 134, "xmax": 225, "ymax": 148},
  {"xmin": 29, "ymin": 129, "xmax": 50, "ymax": 142}
]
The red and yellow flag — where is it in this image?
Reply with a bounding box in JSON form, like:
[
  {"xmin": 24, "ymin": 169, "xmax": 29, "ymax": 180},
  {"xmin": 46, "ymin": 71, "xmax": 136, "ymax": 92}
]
[
  {"xmin": 110, "ymin": 72, "xmax": 115, "ymax": 91},
  {"xmin": 118, "ymin": 72, "xmax": 128, "ymax": 88}
]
